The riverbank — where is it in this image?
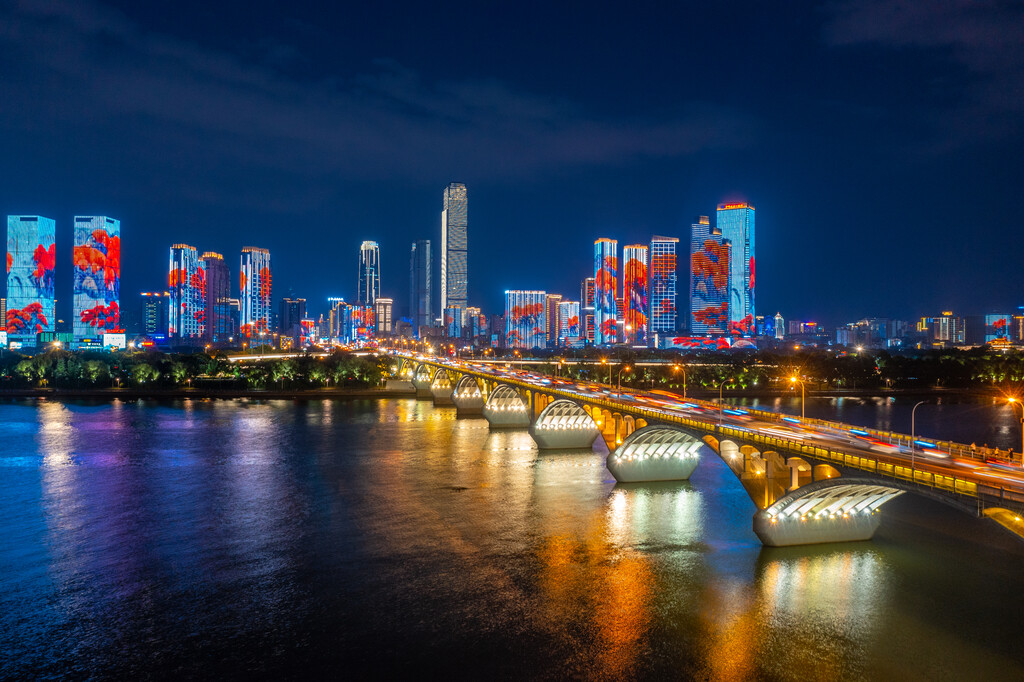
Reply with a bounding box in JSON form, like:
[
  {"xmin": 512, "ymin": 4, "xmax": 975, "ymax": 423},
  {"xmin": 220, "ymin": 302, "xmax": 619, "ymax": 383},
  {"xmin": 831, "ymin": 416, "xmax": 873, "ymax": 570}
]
[{"xmin": 0, "ymin": 386, "xmax": 418, "ymax": 400}]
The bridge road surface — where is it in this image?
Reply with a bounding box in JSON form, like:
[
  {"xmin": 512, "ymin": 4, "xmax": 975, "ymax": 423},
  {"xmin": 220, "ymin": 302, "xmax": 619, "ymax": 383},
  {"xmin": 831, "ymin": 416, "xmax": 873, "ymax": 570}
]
[{"xmin": 417, "ymin": 355, "xmax": 1024, "ymax": 503}]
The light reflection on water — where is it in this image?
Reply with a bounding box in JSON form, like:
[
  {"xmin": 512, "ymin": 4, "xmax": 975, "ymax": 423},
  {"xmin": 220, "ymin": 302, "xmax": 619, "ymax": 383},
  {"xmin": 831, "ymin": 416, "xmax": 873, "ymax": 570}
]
[{"xmin": 1, "ymin": 397, "xmax": 1024, "ymax": 679}]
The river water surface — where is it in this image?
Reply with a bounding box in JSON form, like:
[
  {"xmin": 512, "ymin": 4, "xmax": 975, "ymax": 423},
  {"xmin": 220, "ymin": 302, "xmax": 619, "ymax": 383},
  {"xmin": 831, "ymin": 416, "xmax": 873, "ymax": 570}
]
[{"xmin": 2, "ymin": 397, "xmax": 1023, "ymax": 680}]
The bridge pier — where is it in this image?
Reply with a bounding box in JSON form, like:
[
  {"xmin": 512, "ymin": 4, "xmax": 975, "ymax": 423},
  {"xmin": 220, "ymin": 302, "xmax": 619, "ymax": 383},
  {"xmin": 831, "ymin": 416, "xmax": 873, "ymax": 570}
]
[
  {"xmin": 606, "ymin": 426, "xmax": 704, "ymax": 483},
  {"xmin": 529, "ymin": 399, "xmax": 600, "ymax": 450},
  {"xmin": 452, "ymin": 376, "xmax": 485, "ymax": 416},
  {"xmin": 752, "ymin": 508, "xmax": 883, "ymax": 546},
  {"xmin": 482, "ymin": 385, "xmax": 531, "ymax": 428}
]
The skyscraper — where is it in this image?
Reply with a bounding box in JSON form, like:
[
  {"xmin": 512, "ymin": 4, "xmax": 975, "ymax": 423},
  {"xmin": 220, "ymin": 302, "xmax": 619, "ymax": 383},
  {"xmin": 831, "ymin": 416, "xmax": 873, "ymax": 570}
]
[
  {"xmin": 140, "ymin": 291, "xmax": 170, "ymax": 336},
  {"xmin": 622, "ymin": 244, "xmax": 648, "ymax": 345},
  {"xmin": 375, "ymin": 298, "xmax": 393, "ymax": 335},
  {"xmin": 202, "ymin": 252, "xmax": 231, "ymax": 343},
  {"xmin": 649, "ymin": 235, "xmax": 678, "ymax": 339},
  {"xmin": 774, "ymin": 312, "xmax": 785, "ymax": 340},
  {"xmin": 357, "ymin": 240, "xmax": 380, "ymax": 304},
  {"xmin": 716, "ymin": 203, "xmax": 755, "ymax": 335},
  {"xmin": 240, "ymin": 246, "xmax": 272, "ymax": 338},
  {"xmin": 545, "ymin": 293, "xmax": 562, "ymax": 343},
  {"xmin": 410, "ymin": 240, "xmax": 431, "ymax": 331},
  {"xmin": 558, "ymin": 300, "xmax": 581, "ymax": 345},
  {"xmin": 505, "ymin": 290, "xmax": 546, "ymax": 349},
  {"xmin": 72, "ymin": 216, "xmax": 120, "ymax": 341},
  {"xmin": 279, "ymin": 297, "xmax": 307, "ymax": 338},
  {"xmin": 593, "ymin": 238, "xmax": 618, "ymax": 345},
  {"xmin": 5, "ymin": 216, "xmax": 56, "ymax": 347},
  {"xmin": 169, "ymin": 244, "xmax": 204, "ymax": 340},
  {"xmin": 441, "ymin": 182, "xmax": 468, "ymax": 315},
  {"xmin": 689, "ymin": 217, "xmax": 730, "ymax": 335},
  {"xmin": 581, "ymin": 277, "xmax": 595, "ymax": 343}
]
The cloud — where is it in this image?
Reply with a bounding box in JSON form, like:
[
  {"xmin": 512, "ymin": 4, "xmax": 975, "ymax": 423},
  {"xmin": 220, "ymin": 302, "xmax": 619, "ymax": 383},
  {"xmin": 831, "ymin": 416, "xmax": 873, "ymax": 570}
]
[
  {"xmin": 0, "ymin": 0, "xmax": 751, "ymax": 209},
  {"xmin": 823, "ymin": 0, "xmax": 1024, "ymax": 145}
]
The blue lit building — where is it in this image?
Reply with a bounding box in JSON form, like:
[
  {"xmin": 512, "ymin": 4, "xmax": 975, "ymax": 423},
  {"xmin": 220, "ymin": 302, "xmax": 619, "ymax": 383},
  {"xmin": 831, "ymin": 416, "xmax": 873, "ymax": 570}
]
[
  {"xmin": 5, "ymin": 215, "xmax": 56, "ymax": 347},
  {"xmin": 593, "ymin": 238, "xmax": 618, "ymax": 345},
  {"xmin": 716, "ymin": 203, "xmax": 755, "ymax": 336}
]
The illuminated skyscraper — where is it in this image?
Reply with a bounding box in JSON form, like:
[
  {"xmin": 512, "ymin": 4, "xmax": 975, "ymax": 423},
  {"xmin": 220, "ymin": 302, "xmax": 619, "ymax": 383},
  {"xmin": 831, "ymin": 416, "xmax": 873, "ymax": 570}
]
[
  {"xmin": 622, "ymin": 244, "xmax": 648, "ymax": 345},
  {"xmin": 240, "ymin": 246, "xmax": 272, "ymax": 338},
  {"xmin": 774, "ymin": 312, "xmax": 785, "ymax": 340},
  {"xmin": 581, "ymin": 277, "xmax": 595, "ymax": 343},
  {"xmin": 441, "ymin": 183, "xmax": 468, "ymax": 314},
  {"xmin": 716, "ymin": 203, "xmax": 755, "ymax": 335},
  {"xmin": 689, "ymin": 217, "xmax": 730, "ymax": 336},
  {"xmin": 649, "ymin": 235, "xmax": 678, "ymax": 339},
  {"xmin": 140, "ymin": 291, "xmax": 170, "ymax": 336},
  {"xmin": 558, "ymin": 300, "xmax": 581, "ymax": 345},
  {"xmin": 410, "ymin": 240, "xmax": 431, "ymax": 331},
  {"xmin": 593, "ymin": 238, "xmax": 618, "ymax": 345},
  {"xmin": 72, "ymin": 216, "xmax": 120, "ymax": 341},
  {"xmin": 505, "ymin": 290, "xmax": 546, "ymax": 349},
  {"xmin": 357, "ymin": 240, "xmax": 380, "ymax": 304},
  {"xmin": 169, "ymin": 244, "xmax": 204, "ymax": 340},
  {"xmin": 5, "ymin": 215, "xmax": 56, "ymax": 347},
  {"xmin": 545, "ymin": 293, "xmax": 562, "ymax": 343},
  {"xmin": 202, "ymin": 252, "xmax": 231, "ymax": 343},
  {"xmin": 375, "ymin": 298, "xmax": 393, "ymax": 335},
  {"xmin": 279, "ymin": 297, "xmax": 307, "ymax": 338}
]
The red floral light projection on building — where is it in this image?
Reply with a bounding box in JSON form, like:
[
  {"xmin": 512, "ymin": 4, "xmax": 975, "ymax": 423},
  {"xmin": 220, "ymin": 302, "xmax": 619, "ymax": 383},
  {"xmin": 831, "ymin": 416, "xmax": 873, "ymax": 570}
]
[
  {"xmin": 6, "ymin": 302, "xmax": 49, "ymax": 334},
  {"xmin": 691, "ymin": 238, "xmax": 730, "ymax": 335}
]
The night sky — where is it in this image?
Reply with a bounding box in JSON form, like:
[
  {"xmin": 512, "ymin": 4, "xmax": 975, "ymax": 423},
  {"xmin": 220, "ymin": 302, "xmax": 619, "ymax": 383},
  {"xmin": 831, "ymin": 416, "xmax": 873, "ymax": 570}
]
[{"xmin": 2, "ymin": 0, "xmax": 1022, "ymax": 326}]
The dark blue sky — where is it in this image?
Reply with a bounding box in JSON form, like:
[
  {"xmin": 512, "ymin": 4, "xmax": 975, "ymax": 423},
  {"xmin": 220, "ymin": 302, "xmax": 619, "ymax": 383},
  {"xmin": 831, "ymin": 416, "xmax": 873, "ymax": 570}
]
[{"xmin": 2, "ymin": 0, "xmax": 1022, "ymax": 325}]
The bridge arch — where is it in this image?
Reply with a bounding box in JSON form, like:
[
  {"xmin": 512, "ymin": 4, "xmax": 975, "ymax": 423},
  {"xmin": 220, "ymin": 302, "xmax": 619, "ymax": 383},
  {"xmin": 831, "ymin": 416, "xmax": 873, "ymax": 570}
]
[
  {"xmin": 529, "ymin": 399, "xmax": 600, "ymax": 450},
  {"xmin": 412, "ymin": 363, "xmax": 434, "ymax": 398},
  {"xmin": 482, "ymin": 383, "xmax": 531, "ymax": 428},
  {"xmin": 452, "ymin": 375, "xmax": 485, "ymax": 415},
  {"xmin": 607, "ymin": 425, "xmax": 707, "ymax": 483},
  {"xmin": 430, "ymin": 368, "xmax": 454, "ymax": 405}
]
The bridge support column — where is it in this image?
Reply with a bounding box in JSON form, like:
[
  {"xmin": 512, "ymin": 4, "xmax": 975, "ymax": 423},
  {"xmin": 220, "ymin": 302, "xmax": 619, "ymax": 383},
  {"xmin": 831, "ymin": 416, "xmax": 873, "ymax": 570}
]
[
  {"xmin": 431, "ymin": 384, "xmax": 454, "ymax": 405},
  {"xmin": 482, "ymin": 385, "xmax": 531, "ymax": 428},
  {"xmin": 606, "ymin": 426, "xmax": 704, "ymax": 482},
  {"xmin": 452, "ymin": 376, "xmax": 485, "ymax": 416},
  {"xmin": 753, "ymin": 509, "xmax": 883, "ymax": 547},
  {"xmin": 529, "ymin": 399, "xmax": 600, "ymax": 450}
]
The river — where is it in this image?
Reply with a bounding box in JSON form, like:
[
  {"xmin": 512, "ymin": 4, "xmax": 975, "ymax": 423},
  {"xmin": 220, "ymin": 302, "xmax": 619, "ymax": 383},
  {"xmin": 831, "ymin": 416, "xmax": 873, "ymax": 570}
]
[{"xmin": 1, "ymin": 397, "xmax": 1023, "ymax": 680}]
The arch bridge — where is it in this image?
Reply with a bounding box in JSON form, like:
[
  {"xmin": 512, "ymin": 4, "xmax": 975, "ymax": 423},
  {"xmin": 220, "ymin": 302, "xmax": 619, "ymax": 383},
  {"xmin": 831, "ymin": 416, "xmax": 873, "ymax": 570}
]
[{"xmin": 392, "ymin": 353, "xmax": 1024, "ymax": 547}]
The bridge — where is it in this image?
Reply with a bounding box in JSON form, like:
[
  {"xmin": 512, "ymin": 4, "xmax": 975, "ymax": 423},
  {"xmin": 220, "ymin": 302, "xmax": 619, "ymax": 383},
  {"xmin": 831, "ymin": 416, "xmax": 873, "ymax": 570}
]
[{"xmin": 392, "ymin": 352, "xmax": 1024, "ymax": 547}]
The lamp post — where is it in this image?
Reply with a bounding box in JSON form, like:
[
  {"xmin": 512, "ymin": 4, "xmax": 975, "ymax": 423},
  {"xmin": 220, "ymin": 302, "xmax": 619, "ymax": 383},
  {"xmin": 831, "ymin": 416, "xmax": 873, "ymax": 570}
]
[
  {"xmin": 717, "ymin": 378, "xmax": 730, "ymax": 426},
  {"xmin": 1009, "ymin": 398, "xmax": 1024, "ymax": 464},
  {"xmin": 910, "ymin": 400, "xmax": 928, "ymax": 470},
  {"xmin": 789, "ymin": 376, "xmax": 805, "ymax": 420},
  {"xmin": 673, "ymin": 364, "xmax": 687, "ymax": 399},
  {"xmin": 617, "ymin": 366, "xmax": 631, "ymax": 390}
]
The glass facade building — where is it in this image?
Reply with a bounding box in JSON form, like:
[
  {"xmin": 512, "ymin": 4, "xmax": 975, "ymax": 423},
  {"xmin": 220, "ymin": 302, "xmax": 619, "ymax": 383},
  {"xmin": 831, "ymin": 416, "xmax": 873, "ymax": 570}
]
[
  {"xmin": 5, "ymin": 215, "xmax": 56, "ymax": 347},
  {"xmin": 410, "ymin": 240, "xmax": 431, "ymax": 331},
  {"xmin": 240, "ymin": 247, "xmax": 272, "ymax": 338},
  {"xmin": 593, "ymin": 238, "xmax": 618, "ymax": 345},
  {"xmin": 689, "ymin": 217, "xmax": 731, "ymax": 335},
  {"xmin": 140, "ymin": 291, "xmax": 170, "ymax": 336},
  {"xmin": 649, "ymin": 236, "xmax": 678, "ymax": 338},
  {"xmin": 622, "ymin": 244, "xmax": 648, "ymax": 345},
  {"xmin": 357, "ymin": 240, "xmax": 380, "ymax": 304},
  {"xmin": 202, "ymin": 252, "xmax": 232, "ymax": 343},
  {"xmin": 72, "ymin": 216, "xmax": 121, "ymax": 341},
  {"xmin": 545, "ymin": 293, "xmax": 562, "ymax": 343},
  {"xmin": 716, "ymin": 203, "xmax": 755, "ymax": 336},
  {"xmin": 557, "ymin": 300, "xmax": 581, "ymax": 346},
  {"xmin": 581, "ymin": 277, "xmax": 595, "ymax": 343},
  {"xmin": 505, "ymin": 290, "xmax": 546, "ymax": 349},
  {"xmin": 441, "ymin": 183, "xmax": 468, "ymax": 315},
  {"xmin": 169, "ymin": 244, "xmax": 204, "ymax": 340}
]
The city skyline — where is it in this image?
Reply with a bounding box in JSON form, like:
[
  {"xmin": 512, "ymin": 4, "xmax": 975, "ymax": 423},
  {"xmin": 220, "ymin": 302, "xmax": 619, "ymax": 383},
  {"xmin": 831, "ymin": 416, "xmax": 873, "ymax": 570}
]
[{"xmin": 1, "ymin": 2, "xmax": 1021, "ymax": 325}]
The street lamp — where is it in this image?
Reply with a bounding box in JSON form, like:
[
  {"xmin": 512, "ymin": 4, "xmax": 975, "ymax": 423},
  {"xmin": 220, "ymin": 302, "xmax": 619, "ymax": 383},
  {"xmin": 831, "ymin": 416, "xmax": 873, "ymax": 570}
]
[
  {"xmin": 617, "ymin": 366, "xmax": 631, "ymax": 390},
  {"xmin": 910, "ymin": 400, "xmax": 929, "ymax": 470},
  {"xmin": 789, "ymin": 376, "xmax": 805, "ymax": 420},
  {"xmin": 1008, "ymin": 398, "xmax": 1024, "ymax": 464},
  {"xmin": 673, "ymin": 364, "xmax": 686, "ymax": 399}
]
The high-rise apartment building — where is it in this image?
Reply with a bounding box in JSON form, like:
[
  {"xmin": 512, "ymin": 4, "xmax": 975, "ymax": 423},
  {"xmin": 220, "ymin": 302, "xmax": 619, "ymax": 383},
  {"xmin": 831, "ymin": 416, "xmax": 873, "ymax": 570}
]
[
  {"xmin": 593, "ymin": 238, "xmax": 618, "ymax": 345},
  {"xmin": 716, "ymin": 203, "xmax": 755, "ymax": 336},
  {"xmin": 444, "ymin": 305, "xmax": 463, "ymax": 339},
  {"xmin": 649, "ymin": 235, "xmax": 678, "ymax": 340},
  {"xmin": 357, "ymin": 240, "xmax": 380, "ymax": 304},
  {"xmin": 280, "ymin": 297, "xmax": 307, "ymax": 338},
  {"xmin": 622, "ymin": 245, "xmax": 648, "ymax": 345},
  {"xmin": 545, "ymin": 294, "xmax": 562, "ymax": 343},
  {"xmin": 689, "ymin": 218, "xmax": 730, "ymax": 336},
  {"xmin": 72, "ymin": 216, "xmax": 120, "ymax": 341},
  {"xmin": 505, "ymin": 290, "xmax": 546, "ymax": 349},
  {"xmin": 375, "ymin": 298, "xmax": 393, "ymax": 335},
  {"xmin": 581, "ymin": 277, "xmax": 595, "ymax": 343},
  {"xmin": 774, "ymin": 312, "xmax": 785, "ymax": 340},
  {"xmin": 441, "ymin": 183, "xmax": 468, "ymax": 315},
  {"xmin": 140, "ymin": 291, "xmax": 170, "ymax": 336},
  {"xmin": 558, "ymin": 300, "xmax": 581, "ymax": 345},
  {"xmin": 202, "ymin": 252, "xmax": 231, "ymax": 343},
  {"xmin": 410, "ymin": 240, "xmax": 432, "ymax": 331},
  {"xmin": 240, "ymin": 247, "xmax": 271, "ymax": 338},
  {"xmin": 169, "ymin": 244, "xmax": 204, "ymax": 340},
  {"xmin": 6, "ymin": 216, "xmax": 56, "ymax": 347}
]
